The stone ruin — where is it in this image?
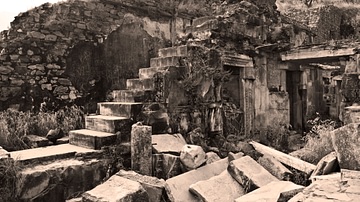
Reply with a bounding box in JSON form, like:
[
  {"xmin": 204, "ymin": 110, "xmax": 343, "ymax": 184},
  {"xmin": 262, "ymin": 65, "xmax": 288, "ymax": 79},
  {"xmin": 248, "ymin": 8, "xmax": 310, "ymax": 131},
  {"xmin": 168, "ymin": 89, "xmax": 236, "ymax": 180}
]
[{"xmin": 1, "ymin": 0, "xmax": 360, "ymax": 201}]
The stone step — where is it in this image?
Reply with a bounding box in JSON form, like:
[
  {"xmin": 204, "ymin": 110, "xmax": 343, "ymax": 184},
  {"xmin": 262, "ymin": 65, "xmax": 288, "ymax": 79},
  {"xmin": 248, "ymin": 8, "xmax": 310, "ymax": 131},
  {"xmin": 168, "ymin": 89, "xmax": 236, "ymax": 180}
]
[
  {"xmin": 97, "ymin": 102, "xmax": 143, "ymax": 118},
  {"xmin": 126, "ymin": 78, "xmax": 155, "ymax": 91},
  {"xmin": 158, "ymin": 45, "xmax": 188, "ymax": 57},
  {"xmin": 112, "ymin": 90, "xmax": 156, "ymax": 102},
  {"xmin": 69, "ymin": 129, "xmax": 117, "ymax": 150},
  {"xmin": 150, "ymin": 56, "xmax": 185, "ymax": 68},
  {"xmin": 138, "ymin": 66, "xmax": 186, "ymax": 80},
  {"xmin": 85, "ymin": 115, "xmax": 133, "ymax": 138},
  {"xmin": 9, "ymin": 144, "xmax": 97, "ymax": 163}
]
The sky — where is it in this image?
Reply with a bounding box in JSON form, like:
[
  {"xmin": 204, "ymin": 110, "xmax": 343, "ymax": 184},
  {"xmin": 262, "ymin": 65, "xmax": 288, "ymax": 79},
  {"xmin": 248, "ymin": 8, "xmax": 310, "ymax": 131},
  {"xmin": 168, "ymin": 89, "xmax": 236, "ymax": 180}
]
[{"xmin": 0, "ymin": 0, "xmax": 63, "ymax": 31}]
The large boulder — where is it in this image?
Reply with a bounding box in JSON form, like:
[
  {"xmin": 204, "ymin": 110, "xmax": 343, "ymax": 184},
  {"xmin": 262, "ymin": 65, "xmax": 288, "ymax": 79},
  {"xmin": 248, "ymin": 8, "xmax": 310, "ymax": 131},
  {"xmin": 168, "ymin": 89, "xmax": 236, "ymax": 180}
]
[{"xmin": 331, "ymin": 123, "xmax": 360, "ymax": 170}]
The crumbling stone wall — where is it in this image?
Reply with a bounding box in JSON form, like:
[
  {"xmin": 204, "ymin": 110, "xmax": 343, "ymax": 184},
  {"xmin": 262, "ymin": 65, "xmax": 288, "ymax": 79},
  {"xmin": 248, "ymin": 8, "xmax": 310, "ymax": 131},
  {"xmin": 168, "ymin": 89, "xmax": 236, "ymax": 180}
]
[{"xmin": 0, "ymin": 0, "xmax": 203, "ymax": 111}]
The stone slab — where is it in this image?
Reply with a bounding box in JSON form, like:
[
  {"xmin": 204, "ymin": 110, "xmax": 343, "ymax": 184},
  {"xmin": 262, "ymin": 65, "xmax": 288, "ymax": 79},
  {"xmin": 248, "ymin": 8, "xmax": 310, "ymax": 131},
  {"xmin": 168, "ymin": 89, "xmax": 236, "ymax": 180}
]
[
  {"xmin": 228, "ymin": 156, "xmax": 279, "ymax": 191},
  {"xmin": 126, "ymin": 78, "xmax": 155, "ymax": 91},
  {"xmin": 152, "ymin": 133, "xmax": 186, "ymax": 154},
  {"xmin": 235, "ymin": 181, "xmax": 304, "ymax": 202},
  {"xmin": 85, "ymin": 115, "xmax": 132, "ymax": 135},
  {"xmin": 331, "ymin": 123, "xmax": 360, "ymax": 170},
  {"xmin": 23, "ymin": 135, "xmax": 53, "ymax": 148},
  {"xmin": 9, "ymin": 144, "xmax": 96, "ymax": 163},
  {"xmin": 117, "ymin": 170, "xmax": 166, "ymax": 202},
  {"xmin": 165, "ymin": 158, "xmax": 228, "ymax": 202},
  {"xmin": 189, "ymin": 170, "xmax": 245, "ymax": 202},
  {"xmin": 69, "ymin": 129, "xmax": 117, "ymax": 150},
  {"xmin": 258, "ymin": 154, "xmax": 293, "ymax": 180},
  {"xmin": 82, "ymin": 175, "xmax": 149, "ymax": 202}
]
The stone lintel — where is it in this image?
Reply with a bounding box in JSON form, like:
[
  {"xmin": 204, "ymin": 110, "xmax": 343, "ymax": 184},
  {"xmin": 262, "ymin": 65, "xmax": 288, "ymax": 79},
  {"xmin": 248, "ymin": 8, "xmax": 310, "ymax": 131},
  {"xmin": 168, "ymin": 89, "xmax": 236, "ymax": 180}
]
[
  {"xmin": 281, "ymin": 47, "xmax": 356, "ymax": 61},
  {"xmin": 222, "ymin": 53, "xmax": 253, "ymax": 68}
]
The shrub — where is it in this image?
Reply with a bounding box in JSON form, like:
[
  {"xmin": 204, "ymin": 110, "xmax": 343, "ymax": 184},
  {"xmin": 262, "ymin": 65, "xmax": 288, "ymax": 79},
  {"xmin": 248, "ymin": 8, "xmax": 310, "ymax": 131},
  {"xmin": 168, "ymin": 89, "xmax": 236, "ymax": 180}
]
[
  {"xmin": 301, "ymin": 117, "xmax": 337, "ymax": 164},
  {"xmin": 0, "ymin": 105, "xmax": 85, "ymax": 151}
]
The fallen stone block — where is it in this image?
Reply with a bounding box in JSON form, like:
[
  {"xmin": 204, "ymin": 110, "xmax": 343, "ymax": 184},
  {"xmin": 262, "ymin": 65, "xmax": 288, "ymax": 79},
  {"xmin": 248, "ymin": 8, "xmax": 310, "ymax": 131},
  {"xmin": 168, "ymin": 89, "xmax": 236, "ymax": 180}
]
[
  {"xmin": 228, "ymin": 156, "xmax": 279, "ymax": 192},
  {"xmin": 180, "ymin": 144, "xmax": 206, "ymax": 170},
  {"xmin": 234, "ymin": 181, "xmax": 304, "ymax": 202},
  {"xmin": 153, "ymin": 153, "xmax": 183, "ymax": 180},
  {"xmin": 311, "ymin": 151, "xmax": 339, "ymax": 177},
  {"xmin": 205, "ymin": 151, "xmax": 221, "ymax": 164},
  {"xmin": 152, "ymin": 133, "xmax": 186, "ymax": 155},
  {"xmin": 250, "ymin": 141, "xmax": 316, "ymax": 174},
  {"xmin": 116, "ymin": 170, "xmax": 167, "ymax": 202},
  {"xmin": 165, "ymin": 158, "xmax": 228, "ymax": 202},
  {"xmin": 189, "ymin": 170, "xmax": 245, "ymax": 202},
  {"xmin": 24, "ymin": 134, "xmax": 53, "ymax": 148},
  {"xmin": 258, "ymin": 154, "xmax": 293, "ymax": 180},
  {"xmin": 331, "ymin": 123, "xmax": 360, "ymax": 170},
  {"xmin": 56, "ymin": 136, "xmax": 69, "ymax": 144},
  {"xmin": 131, "ymin": 123, "xmax": 152, "ymax": 175},
  {"xmin": 82, "ymin": 175, "xmax": 149, "ymax": 202}
]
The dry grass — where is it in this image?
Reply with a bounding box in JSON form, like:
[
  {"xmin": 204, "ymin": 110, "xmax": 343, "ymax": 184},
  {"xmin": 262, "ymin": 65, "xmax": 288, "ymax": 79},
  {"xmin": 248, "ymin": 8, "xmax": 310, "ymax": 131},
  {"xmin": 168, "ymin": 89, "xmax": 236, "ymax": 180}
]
[
  {"xmin": 0, "ymin": 158, "xmax": 22, "ymax": 202},
  {"xmin": 0, "ymin": 106, "xmax": 84, "ymax": 151}
]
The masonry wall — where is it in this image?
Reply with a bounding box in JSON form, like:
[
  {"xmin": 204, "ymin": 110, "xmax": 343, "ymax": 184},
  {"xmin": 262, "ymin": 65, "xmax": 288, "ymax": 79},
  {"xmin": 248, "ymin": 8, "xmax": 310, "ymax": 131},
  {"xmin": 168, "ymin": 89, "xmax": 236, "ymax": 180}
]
[{"xmin": 0, "ymin": 0, "xmax": 200, "ymax": 111}]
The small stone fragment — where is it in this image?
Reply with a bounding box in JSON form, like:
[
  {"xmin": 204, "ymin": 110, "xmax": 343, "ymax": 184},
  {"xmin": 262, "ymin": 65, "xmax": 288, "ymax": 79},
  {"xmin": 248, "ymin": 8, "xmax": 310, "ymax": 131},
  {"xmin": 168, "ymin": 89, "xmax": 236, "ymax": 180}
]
[
  {"xmin": 180, "ymin": 144, "xmax": 206, "ymax": 170},
  {"xmin": 311, "ymin": 151, "xmax": 339, "ymax": 177}
]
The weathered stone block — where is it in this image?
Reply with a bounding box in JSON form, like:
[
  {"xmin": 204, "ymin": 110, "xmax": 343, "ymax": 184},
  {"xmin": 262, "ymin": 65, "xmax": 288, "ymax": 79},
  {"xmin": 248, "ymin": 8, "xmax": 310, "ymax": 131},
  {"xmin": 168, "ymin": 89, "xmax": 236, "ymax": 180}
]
[
  {"xmin": 152, "ymin": 153, "xmax": 183, "ymax": 180},
  {"xmin": 85, "ymin": 115, "xmax": 132, "ymax": 138},
  {"xmin": 112, "ymin": 90, "xmax": 156, "ymax": 102},
  {"xmin": 235, "ymin": 181, "xmax": 304, "ymax": 202},
  {"xmin": 117, "ymin": 170, "xmax": 167, "ymax": 202},
  {"xmin": 228, "ymin": 156, "xmax": 279, "ymax": 192},
  {"xmin": 165, "ymin": 158, "xmax": 228, "ymax": 202},
  {"xmin": 311, "ymin": 151, "xmax": 339, "ymax": 177},
  {"xmin": 152, "ymin": 133, "xmax": 186, "ymax": 154},
  {"xmin": 331, "ymin": 123, "xmax": 360, "ymax": 170},
  {"xmin": 131, "ymin": 123, "xmax": 152, "ymax": 175},
  {"xmin": 126, "ymin": 78, "xmax": 155, "ymax": 91},
  {"xmin": 97, "ymin": 102, "xmax": 143, "ymax": 119},
  {"xmin": 82, "ymin": 175, "xmax": 149, "ymax": 202},
  {"xmin": 180, "ymin": 144, "xmax": 206, "ymax": 170},
  {"xmin": 258, "ymin": 154, "xmax": 293, "ymax": 180},
  {"xmin": 69, "ymin": 129, "xmax": 117, "ymax": 150},
  {"xmin": 189, "ymin": 170, "xmax": 245, "ymax": 202},
  {"xmin": 228, "ymin": 152, "xmax": 245, "ymax": 162},
  {"xmin": 0, "ymin": 66, "xmax": 14, "ymax": 74}
]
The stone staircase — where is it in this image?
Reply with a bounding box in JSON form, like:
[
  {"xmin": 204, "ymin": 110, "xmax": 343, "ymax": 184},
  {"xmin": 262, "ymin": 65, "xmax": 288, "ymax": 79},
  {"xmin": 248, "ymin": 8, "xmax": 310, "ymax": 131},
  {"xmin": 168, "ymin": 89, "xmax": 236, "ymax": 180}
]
[{"xmin": 67, "ymin": 45, "xmax": 190, "ymax": 152}]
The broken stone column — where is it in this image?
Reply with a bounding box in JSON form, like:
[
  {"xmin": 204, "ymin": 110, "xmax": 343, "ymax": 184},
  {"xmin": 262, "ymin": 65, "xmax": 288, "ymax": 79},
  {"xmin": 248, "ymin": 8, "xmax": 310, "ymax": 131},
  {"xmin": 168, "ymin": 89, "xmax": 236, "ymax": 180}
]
[{"xmin": 131, "ymin": 122, "xmax": 152, "ymax": 175}]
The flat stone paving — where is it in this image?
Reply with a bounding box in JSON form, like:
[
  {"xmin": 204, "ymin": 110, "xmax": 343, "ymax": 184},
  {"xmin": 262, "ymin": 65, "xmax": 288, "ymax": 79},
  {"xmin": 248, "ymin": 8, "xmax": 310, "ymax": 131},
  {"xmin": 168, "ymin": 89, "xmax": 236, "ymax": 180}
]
[{"xmin": 9, "ymin": 144, "xmax": 96, "ymax": 162}]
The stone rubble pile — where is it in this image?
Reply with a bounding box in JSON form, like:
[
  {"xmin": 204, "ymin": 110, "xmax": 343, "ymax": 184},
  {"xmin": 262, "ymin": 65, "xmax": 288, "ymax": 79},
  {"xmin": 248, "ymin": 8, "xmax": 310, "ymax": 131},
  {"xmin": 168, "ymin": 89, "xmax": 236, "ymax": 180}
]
[{"xmin": 69, "ymin": 122, "xmax": 360, "ymax": 201}]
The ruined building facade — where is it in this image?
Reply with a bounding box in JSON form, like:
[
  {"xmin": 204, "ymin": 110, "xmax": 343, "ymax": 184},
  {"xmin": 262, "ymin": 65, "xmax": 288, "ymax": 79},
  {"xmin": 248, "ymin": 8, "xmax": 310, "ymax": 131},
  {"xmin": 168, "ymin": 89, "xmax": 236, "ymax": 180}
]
[{"xmin": 0, "ymin": 0, "xmax": 358, "ymax": 137}]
